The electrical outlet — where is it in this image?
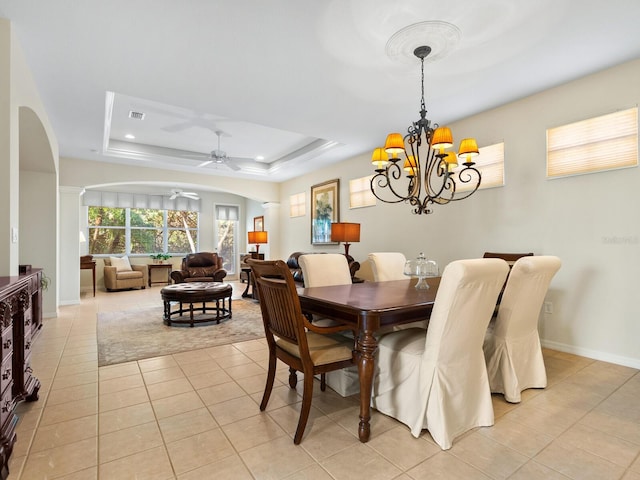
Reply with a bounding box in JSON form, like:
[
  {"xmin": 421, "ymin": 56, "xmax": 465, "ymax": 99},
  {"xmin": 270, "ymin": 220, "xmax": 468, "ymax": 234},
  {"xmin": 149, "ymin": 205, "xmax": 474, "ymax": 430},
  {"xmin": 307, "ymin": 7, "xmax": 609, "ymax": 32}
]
[{"xmin": 544, "ymin": 301, "xmax": 553, "ymax": 314}]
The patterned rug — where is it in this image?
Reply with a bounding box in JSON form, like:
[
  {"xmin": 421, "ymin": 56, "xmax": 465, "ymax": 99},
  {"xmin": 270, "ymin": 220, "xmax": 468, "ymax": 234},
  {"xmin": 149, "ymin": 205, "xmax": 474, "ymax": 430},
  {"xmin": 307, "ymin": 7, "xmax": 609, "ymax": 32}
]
[{"xmin": 97, "ymin": 298, "xmax": 264, "ymax": 366}]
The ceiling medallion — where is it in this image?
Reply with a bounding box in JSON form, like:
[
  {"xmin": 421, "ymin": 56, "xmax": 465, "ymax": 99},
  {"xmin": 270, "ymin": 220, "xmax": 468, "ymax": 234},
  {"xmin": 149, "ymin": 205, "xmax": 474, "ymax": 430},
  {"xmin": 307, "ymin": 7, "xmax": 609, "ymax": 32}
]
[{"xmin": 385, "ymin": 21, "xmax": 461, "ymax": 65}]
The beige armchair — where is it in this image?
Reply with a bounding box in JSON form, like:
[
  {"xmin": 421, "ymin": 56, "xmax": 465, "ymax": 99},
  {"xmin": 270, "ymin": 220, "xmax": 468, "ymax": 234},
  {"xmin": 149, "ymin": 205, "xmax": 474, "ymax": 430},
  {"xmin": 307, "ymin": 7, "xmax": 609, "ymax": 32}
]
[{"xmin": 103, "ymin": 257, "xmax": 147, "ymax": 291}]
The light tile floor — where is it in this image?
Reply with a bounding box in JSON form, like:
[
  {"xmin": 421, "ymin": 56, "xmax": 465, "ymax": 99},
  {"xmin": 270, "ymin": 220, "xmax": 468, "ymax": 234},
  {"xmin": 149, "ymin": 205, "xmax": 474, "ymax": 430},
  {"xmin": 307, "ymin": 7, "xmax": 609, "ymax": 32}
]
[{"xmin": 8, "ymin": 284, "xmax": 640, "ymax": 479}]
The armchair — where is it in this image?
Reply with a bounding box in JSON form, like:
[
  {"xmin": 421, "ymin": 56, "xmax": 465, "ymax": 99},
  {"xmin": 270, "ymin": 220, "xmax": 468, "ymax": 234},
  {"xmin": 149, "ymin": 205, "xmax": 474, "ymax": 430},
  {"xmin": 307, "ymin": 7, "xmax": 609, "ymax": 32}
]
[
  {"xmin": 170, "ymin": 252, "xmax": 227, "ymax": 283},
  {"xmin": 103, "ymin": 256, "xmax": 147, "ymax": 291}
]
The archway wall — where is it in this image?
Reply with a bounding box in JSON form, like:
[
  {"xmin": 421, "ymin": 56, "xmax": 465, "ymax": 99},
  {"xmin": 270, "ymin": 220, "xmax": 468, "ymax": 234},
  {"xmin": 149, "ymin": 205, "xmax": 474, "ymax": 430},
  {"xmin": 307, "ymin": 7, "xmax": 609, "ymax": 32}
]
[{"xmin": 0, "ymin": 18, "xmax": 59, "ymax": 317}]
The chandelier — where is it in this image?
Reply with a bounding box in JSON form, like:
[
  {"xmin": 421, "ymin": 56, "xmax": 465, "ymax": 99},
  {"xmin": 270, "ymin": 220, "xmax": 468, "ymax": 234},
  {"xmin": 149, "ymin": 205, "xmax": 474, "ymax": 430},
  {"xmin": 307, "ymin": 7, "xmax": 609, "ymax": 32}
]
[{"xmin": 370, "ymin": 45, "xmax": 481, "ymax": 215}]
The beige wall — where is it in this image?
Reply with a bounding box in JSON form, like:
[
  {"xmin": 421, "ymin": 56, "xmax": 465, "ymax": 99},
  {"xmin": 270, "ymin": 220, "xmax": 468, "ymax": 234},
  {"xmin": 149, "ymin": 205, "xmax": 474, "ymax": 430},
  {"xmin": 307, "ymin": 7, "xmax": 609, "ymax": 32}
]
[{"xmin": 279, "ymin": 59, "xmax": 640, "ymax": 368}]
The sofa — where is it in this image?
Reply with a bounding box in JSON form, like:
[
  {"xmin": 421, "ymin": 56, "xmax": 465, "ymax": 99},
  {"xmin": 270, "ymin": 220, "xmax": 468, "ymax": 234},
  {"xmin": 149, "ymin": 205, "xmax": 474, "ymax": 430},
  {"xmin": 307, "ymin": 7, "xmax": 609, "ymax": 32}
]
[
  {"xmin": 170, "ymin": 252, "xmax": 227, "ymax": 283},
  {"xmin": 286, "ymin": 252, "xmax": 360, "ymax": 286},
  {"xmin": 103, "ymin": 256, "xmax": 147, "ymax": 291}
]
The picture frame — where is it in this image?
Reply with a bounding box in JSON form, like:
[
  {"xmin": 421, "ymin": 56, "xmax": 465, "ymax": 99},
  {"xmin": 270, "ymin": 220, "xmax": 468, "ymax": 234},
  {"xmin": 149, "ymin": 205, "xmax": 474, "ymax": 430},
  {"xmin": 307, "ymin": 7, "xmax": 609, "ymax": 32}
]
[
  {"xmin": 311, "ymin": 179, "xmax": 340, "ymax": 244},
  {"xmin": 253, "ymin": 216, "xmax": 264, "ymax": 231}
]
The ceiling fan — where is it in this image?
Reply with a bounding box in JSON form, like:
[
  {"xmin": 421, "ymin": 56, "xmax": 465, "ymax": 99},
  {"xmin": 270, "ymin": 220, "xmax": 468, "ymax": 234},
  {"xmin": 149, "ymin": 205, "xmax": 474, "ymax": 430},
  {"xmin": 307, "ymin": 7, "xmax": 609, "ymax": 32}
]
[
  {"xmin": 169, "ymin": 189, "xmax": 199, "ymax": 200},
  {"xmin": 186, "ymin": 130, "xmax": 252, "ymax": 171}
]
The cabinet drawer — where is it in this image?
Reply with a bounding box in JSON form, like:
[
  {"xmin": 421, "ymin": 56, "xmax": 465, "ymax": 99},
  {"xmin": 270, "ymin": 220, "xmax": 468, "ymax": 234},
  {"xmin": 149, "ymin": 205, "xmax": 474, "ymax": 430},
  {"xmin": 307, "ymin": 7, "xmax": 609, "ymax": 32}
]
[
  {"xmin": 0, "ymin": 382, "xmax": 15, "ymax": 430},
  {"xmin": 0, "ymin": 326, "xmax": 12, "ymax": 365},
  {"xmin": 0, "ymin": 356, "xmax": 11, "ymax": 395}
]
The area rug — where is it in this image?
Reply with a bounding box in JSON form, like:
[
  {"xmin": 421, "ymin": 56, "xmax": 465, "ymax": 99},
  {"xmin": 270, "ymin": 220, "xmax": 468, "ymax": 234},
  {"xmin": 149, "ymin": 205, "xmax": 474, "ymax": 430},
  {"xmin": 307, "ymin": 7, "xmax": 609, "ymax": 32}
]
[{"xmin": 97, "ymin": 298, "xmax": 264, "ymax": 366}]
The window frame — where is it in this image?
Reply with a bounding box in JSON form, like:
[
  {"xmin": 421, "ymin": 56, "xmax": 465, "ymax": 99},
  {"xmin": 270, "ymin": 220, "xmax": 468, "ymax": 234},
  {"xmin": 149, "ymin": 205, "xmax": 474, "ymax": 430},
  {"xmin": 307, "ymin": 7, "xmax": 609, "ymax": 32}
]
[{"xmin": 87, "ymin": 206, "xmax": 199, "ymax": 257}]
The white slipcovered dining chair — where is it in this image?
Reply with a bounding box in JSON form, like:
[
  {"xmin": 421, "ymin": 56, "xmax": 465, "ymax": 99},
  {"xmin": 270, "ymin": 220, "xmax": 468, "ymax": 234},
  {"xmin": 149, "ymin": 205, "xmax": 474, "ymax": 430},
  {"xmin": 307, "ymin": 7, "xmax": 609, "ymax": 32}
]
[
  {"xmin": 298, "ymin": 253, "xmax": 352, "ymax": 287},
  {"xmin": 483, "ymin": 255, "xmax": 561, "ymax": 403},
  {"xmin": 368, "ymin": 252, "xmax": 407, "ymax": 281},
  {"xmin": 371, "ymin": 258, "xmax": 509, "ymax": 450},
  {"xmin": 299, "ymin": 254, "xmax": 360, "ymax": 396},
  {"xmin": 368, "ymin": 251, "xmax": 429, "ymax": 331}
]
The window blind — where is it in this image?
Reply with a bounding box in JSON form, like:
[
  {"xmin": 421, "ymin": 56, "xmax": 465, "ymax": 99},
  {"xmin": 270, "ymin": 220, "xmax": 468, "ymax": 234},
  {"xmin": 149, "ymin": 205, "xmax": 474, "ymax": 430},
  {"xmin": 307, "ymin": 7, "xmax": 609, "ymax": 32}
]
[
  {"xmin": 547, "ymin": 107, "xmax": 638, "ymax": 178},
  {"xmin": 349, "ymin": 175, "xmax": 376, "ymax": 208},
  {"xmin": 289, "ymin": 192, "xmax": 306, "ymax": 217}
]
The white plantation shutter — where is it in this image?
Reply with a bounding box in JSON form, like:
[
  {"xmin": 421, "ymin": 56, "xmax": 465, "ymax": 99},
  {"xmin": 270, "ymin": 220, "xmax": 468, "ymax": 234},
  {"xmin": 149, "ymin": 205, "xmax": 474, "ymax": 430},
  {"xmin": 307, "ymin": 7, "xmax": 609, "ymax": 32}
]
[{"xmin": 547, "ymin": 107, "xmax": 638, "ymax": 178}]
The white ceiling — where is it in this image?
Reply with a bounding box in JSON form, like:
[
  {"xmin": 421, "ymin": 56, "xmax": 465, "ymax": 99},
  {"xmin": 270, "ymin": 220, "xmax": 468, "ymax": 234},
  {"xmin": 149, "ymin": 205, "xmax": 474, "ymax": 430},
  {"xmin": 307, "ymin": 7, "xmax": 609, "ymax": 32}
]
[{"xmin": 2, "ymin": 0, "xmax": 640, "ymax": 189}]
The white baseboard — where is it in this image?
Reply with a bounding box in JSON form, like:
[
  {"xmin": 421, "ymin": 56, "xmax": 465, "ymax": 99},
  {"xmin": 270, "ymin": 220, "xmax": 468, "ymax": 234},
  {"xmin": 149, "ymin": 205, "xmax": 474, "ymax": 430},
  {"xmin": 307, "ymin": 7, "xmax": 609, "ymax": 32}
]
[{"xmin": 542, "ymin": 339, "xmax": 640, "ymax": 370}]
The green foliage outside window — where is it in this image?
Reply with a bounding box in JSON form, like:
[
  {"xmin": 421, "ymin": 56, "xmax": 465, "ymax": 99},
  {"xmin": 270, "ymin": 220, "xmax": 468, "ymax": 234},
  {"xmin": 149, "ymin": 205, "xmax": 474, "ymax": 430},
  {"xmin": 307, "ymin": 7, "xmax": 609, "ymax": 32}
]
[{"xmin": 88, "ymin": 206, "xmax": 198, "ymax": 255}]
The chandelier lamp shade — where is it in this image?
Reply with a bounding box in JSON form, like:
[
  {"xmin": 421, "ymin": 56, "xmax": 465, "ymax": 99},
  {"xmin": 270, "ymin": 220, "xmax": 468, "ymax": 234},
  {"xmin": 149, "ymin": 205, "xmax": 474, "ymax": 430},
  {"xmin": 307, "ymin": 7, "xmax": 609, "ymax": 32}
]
[
  {"xmin": 330, "ymin": 222, "xmax": 360, "ymax": 257},
  {"xmin": 248, "ymin": 230, "xmax": 268, "ymax": 255},
  {"xmin": 370, "ymin": 45, "xmax": 482, "ymax": 215}
]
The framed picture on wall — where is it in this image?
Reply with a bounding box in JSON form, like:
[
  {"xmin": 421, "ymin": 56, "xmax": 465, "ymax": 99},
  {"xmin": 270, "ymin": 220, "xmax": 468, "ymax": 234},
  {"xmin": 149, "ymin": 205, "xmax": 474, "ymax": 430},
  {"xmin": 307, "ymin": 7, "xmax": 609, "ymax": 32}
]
[
  {"xmin": 253, "ymin": 216, "xmax": 264, "ymax": 231},
  {"xmin": 311, "ymin": 179, "xmax": 339, "ymax": 244}
]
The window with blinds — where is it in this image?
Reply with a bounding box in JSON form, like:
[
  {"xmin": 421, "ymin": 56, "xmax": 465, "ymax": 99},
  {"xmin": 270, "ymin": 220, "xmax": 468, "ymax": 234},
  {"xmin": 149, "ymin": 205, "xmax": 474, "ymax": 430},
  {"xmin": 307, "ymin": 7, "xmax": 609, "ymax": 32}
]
[
  {"xmin": 349, "ymin": 175, "xmax": 376, "ymax": 208},
  {"xmin": 456, "ymin": 142, "xmax": 505, "ymax": 192},
  {"xmin": 289, "ymin": 192, "xmax": 306, "ymax": 217},
  {"xmin": 547, "ymin": 107, "xmax": 638, "ymax": 178}
]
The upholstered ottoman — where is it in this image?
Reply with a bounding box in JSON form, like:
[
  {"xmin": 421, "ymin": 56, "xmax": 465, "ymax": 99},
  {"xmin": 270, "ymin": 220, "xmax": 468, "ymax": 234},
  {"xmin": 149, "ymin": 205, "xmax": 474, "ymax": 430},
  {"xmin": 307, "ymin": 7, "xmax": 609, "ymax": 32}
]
[{"xmin": 161, "ymin": 282, "xmax": 233, "ymax": 327}]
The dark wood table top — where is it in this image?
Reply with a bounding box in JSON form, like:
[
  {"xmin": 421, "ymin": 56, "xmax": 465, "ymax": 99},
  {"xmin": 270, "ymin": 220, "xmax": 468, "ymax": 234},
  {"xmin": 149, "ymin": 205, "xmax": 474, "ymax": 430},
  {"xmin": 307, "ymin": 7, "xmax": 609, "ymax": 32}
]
[{"xmin": 298, "ymin": 277, "xmax": 440, "ymax": 329}]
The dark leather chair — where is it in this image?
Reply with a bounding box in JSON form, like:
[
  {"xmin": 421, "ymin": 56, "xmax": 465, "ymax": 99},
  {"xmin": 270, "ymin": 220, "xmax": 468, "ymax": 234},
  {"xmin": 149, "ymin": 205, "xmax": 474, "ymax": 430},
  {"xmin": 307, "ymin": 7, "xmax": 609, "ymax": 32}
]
[
  {"xmin": 286, "ymin": 252, "xmax": 360, "ymax": 286},
  {"xmin": 170, "ymin": 252, "xmax": 227, "ymax": 283}
]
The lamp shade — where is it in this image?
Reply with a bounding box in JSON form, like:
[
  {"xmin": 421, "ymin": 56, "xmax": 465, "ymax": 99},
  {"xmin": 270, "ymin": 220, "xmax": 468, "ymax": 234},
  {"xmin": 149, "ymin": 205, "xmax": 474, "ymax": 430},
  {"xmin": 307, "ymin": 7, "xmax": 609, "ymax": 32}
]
[
  {"xmin": 371, "ymin": 147, "xmax": 389, "ymax": 170},
  {"xmin": 444, "ymin": 151, "xmax": 458, "ymax": 168},
  {"xmin": 458, "ymin": 138, "xmax": 479, "ymax": 157},
  {"xmin": 330, "ymin": 222, "xmax": 360, "ymax": 243},
  {"xmin": 403, "ymin": 156, "xmax": 417, "ymax": 176},
  {"xmin": 431, "ymin": 127, "xmax": 453, "ymax": 150},
  {"xmin": 248, "ymin": 230, "xmax": 268, "ymax": 244},
  {"xmin": 384, "ymin": 133, "xmax": 405, "ymax": 157}
]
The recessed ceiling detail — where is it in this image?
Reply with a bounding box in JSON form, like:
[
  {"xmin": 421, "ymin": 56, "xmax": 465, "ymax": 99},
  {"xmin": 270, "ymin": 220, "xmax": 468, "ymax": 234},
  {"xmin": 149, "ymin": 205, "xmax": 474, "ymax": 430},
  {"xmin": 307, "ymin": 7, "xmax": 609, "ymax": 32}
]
[{"xmin": 103, "ymin": 92, "xmax": 342, "ymax": 178}]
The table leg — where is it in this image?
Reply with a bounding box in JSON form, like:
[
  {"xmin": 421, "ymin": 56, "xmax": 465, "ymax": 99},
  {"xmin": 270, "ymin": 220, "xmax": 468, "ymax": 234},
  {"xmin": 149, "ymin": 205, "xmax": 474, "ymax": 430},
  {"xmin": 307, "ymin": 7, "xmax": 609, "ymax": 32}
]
[
  {"xmin": 357, "ymin": 319, "xmax": 378, "ymax": 443},
  {"xmin": 242, "ymin": 270, "xmax": 252, "ymax": 298},
  {"xmin": 92, "ymin": 265, "xmax": 96, "ymax": 297}
]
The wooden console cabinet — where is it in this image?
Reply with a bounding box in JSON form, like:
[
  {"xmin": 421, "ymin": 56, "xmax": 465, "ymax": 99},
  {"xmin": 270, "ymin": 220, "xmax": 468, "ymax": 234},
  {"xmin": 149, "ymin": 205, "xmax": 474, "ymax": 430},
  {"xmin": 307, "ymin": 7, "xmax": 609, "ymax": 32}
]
[{"xmin": 0, "ymin": 270, "xmax": 42, "ymax": 479}]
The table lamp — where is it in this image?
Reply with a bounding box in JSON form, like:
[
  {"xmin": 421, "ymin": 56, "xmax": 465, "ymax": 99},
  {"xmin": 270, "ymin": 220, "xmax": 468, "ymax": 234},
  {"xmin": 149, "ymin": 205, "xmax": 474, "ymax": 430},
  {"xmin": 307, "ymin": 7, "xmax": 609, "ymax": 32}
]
[
  {"xmin": 330, "ymin": 222, "xmax": 360, "ymax": 257},
  {"xmin": 248, "ymin": 230, "xmax": 268, "ymax": 256}
]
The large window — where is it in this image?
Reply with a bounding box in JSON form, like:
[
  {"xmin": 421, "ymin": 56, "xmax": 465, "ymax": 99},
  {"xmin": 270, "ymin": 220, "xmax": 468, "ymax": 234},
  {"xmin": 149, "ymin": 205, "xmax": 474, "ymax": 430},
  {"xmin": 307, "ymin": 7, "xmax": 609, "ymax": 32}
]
[
  {"xmin": 88, "ymin": 206, "xmax": 198, "ymax": 255},
  {"xmin": 547, "ymin": 107, "xmax": 638, "ymax": 178}
]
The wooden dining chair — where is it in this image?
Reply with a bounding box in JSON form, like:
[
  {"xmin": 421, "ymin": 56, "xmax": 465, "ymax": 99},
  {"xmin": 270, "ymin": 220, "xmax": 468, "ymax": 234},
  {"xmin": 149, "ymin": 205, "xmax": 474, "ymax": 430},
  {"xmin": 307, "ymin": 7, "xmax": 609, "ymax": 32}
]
[
  {"xmin": 483, "ymin": 251, "xmax": 533, "ymax": 267},
  {"xmin": 483, "ymin": 255, "xmax": 561, "ymax": 403},
  {"xmin": 247, "ymin": 259, "xmax": 355, "ymax": 444},
  {"xmin": 371, "ymin": 258, "xmax": 509, "ymax": 450},
  {"xmin": 298, "ymin": 253, "xmax": 360, "ymax": 397}
]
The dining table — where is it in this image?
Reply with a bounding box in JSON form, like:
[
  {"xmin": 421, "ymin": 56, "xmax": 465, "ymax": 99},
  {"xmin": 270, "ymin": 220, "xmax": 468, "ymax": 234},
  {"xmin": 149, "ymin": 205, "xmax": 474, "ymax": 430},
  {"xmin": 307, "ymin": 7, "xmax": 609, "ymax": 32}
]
[{"xmin": 297, "ymin": 276, "xmax": 440, "ymax": 443}]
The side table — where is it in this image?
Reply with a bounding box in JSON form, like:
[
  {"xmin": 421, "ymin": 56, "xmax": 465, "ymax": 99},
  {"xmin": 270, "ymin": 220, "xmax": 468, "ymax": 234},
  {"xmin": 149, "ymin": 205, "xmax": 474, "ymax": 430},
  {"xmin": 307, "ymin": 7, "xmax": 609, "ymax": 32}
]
[
  {"xmin": 148, "ymin": 263, "xmax": 172, "ymax": 286},
  {"xmin": 80, "ymin": 257, "xmax": 96, "ymax": 297},
  {"xmin": 241, "ymin": 268, "xmax": 255, "ymax": 299}
]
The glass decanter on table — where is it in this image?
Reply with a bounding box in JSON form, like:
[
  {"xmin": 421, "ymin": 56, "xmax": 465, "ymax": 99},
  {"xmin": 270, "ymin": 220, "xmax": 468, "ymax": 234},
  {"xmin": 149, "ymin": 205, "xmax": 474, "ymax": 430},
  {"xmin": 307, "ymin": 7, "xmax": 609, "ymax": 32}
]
[{"xmin": 404, "ymin": 252, "xmax": 439, "ymax": 290}]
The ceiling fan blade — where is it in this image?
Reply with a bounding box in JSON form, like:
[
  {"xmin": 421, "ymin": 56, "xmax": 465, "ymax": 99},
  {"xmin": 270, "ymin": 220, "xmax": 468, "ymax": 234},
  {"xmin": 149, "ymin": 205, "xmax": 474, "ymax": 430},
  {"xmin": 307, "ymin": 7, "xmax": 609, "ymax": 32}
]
[
  {"xmin": 170, "ymin": 193, "xmax": 178, "ymax": 200},
  {"xmin": 197, "ymin": 160, "xmax": 213, "ymax": 167},
  {"xmin": 183, "ymin": 193, "xmax": 199, "ymax": 200},
  {"xmin": 227, "ymin": 162, "xmax": 241, "ymax": 172}
]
